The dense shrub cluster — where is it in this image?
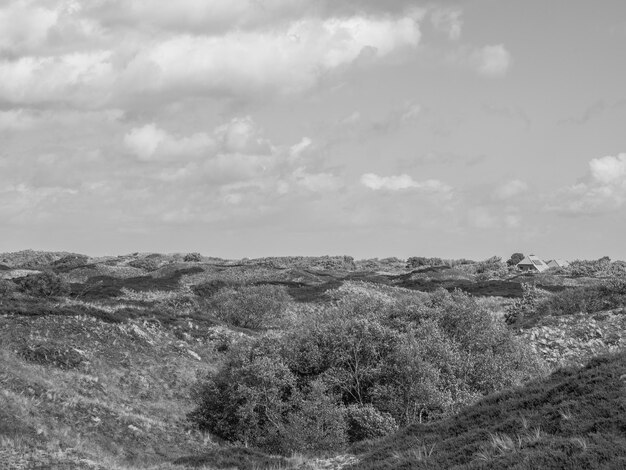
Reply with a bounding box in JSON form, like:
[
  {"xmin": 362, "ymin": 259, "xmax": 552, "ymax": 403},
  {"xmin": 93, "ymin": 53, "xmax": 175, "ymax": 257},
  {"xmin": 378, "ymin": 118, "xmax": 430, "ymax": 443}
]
[
  {"xmin": 191, "ymin": 288, "xmax": 545, "ymax": 454},
  {"xmin": 563, "ymin": 257, "xmax": 626, "ymax": 277},
  {"xmin": 15, "ymin": 272, "xmax": 69, "ymax": 298},
  {"xmin": 51, "ymin": 254, "xmax": 89, "ymax": 271},
  {"xmin": 209, "ymin": 284, "xmax": 290, "ymax": 329},
  {"xmin": 128, "ymin": 257, "xmax": 162, "ymax": 271},
  {"xmin": 183, "ymin": 252, "xmax": 203, "ymax": 262},
  {"xmin": 538, "ymin": 280, "xmax": 626, "ymax": 317}
]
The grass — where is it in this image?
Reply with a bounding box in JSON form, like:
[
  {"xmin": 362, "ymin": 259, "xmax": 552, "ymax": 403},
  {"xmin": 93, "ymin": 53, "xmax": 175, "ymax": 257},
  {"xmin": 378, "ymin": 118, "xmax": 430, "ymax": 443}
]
[{"xmin": 350, "ymin": 351, "xmax": 626, "ymax": 469}]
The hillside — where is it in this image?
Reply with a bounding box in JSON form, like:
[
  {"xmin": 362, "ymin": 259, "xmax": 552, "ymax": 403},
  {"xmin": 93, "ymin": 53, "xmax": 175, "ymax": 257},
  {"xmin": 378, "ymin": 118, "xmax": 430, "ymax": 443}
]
[
  {"xmin": 350, "ymin": 351, "xmax": 626, "ymax": 469},
  {"xmin": 0, "ymin": 251, "xmax": 624, "ymax": 469}
]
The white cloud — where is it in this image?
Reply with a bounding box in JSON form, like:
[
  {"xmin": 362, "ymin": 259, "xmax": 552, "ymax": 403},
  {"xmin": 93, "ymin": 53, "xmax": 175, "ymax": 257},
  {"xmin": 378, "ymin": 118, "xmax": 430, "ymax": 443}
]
[
  {"xmin": 589, "ymin": 153, "xmax": 626, "ymax": 184},
  {"xmin": 119, "ymin": 15, "xmax": 421, "ymax": 97},
  {"xmin": 547, "ymin": 153, "xmax": 626, "ymax": 214},
  {"xmin": 124, "ymin": 124, "xmax": 215, "ymax": 161},
  {"xmin": 214, "ymin": 116, "xmax": 272, "ymax": 154},
  {"xmin": 493, "ymin": 179, "xmax": 528, "ymax": 200},
  {"xmin": 361, "ymin": 173, "xmax": 452, "ymax": 196},
  {"xmin": 0, "ymin": 51, "xmax": 114, "ymax": 106},
  {"xmin": 430, "ymin": 8, "xmax": 463, "ymax": 40},
  {"xmin": 472, "ymin": 44, "xmax": 511, "ymax": 77}
]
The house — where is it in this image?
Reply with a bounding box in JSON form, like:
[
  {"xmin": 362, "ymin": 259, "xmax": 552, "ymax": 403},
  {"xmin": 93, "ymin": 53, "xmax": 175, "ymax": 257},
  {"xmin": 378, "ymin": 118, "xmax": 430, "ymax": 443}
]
[
  {"xmin": 546, "ymin": 259, "xmax": 570, "ymax": 269},
  {"xmin": 516, "ymin": 254, "xmax": 550, "ymax": 273}
]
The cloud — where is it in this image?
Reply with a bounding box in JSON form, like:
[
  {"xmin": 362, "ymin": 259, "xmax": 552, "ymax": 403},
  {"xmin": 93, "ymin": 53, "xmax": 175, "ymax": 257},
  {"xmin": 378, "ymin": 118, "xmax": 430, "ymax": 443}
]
[
  {"xmin": 124, "ymin": 124, "xmax": 215, "ymax": 161},
  {"xmin": 121, "ymin": 15, "xmax": 422, "ymax": 98},
  {"xmin": 430, "ymin": 7, "xmax": 463, "ymax": 40},
  {"xmin": 493, "ymin": 179, "xmax": 529, "ymax": 200},
  {"xmin": 84, "ymin": 0, "xmax": 427, "ymax": 33},
  {"xmin": 471, "ymin": 44, "xmax": 511, "ymax": 77},
  {"xmin": 361, "ymin": 173, "xmax": 452, "ymax": 196},
  {"xmin": 546, "ymin": 153, "xmax": 626, "ymax": 214},
  {"xmin": 292, "ymin": 167, "xmax": 343, "ymax": 192},
  {"xmin": 0, "ymin": 51, "xmax": 114, "ymax": 106},
  {"xmin": 0, "ymin": 1, "xmax": 58, "ymax": 55},
  {"xmin": 0, "ymin": 109, "xmax": 37, "ymax": 130}
]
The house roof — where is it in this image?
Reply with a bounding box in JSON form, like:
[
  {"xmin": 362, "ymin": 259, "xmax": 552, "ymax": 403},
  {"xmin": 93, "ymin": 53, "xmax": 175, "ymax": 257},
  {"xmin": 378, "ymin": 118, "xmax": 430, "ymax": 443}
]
[
  {"xmin": 517, "ymin": 254, "xmax": 550, "ymax": 272},
  {"xmin": 546, "ymin": 259, "xmax": 570, "ymax": 268}
]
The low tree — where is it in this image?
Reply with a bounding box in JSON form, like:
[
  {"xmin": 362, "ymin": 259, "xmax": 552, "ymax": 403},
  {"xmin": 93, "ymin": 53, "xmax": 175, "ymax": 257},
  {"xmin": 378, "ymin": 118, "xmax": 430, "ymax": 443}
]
[{"xmin": 506, "ymin": 252, "xmax": 525, "ymax": 266}]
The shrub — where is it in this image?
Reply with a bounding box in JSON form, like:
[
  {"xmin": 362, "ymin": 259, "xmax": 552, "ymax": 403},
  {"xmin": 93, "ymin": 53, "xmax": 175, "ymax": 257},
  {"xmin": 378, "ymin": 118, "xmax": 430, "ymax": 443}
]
[
  {"xmin": 191, "ymin": 288, "xmax": 546, "ymax": 453},
  {"xmin": 210, "ymin": 284, "xmax": 289, "ymax": 329},
  {"xmin": 539, "ymin": 283, "xmax": 626, "ymax": 317},
  {"xmin": 128, "ymin": 257, "xmax": 161, "ymax": 271},
  {"xmin": 189, "ymin": 336, "xmax": 298, "ymax": 453},
  {"xmin": 15, "ymin": 272, "xmax": 69, "ymax": 298},
  {"xmin": 184, "ymin": 252, "xmax": 203, "ymax": 262},
  {"xmin": 283, "ymin": 381, "xmax": 348, "ymax": 454},
  {"xmin": 51, "ymin": 254, "xmax": 89, "ymax": 271},
  {"xmin": 0, "ymin": 279, "xmax": 16, "ymax": 297},
  {"xmin": 506, "ymin": 253, "xmax": 525, "ymax": 266},
  {"xmin": 192, "ymin": 280, "xmax": 229, "ymax": 298},
  {"xmin": 345, "ymin": 404, "xmax": 398, "ymax": 442},
  {"xmin": 406, "ymin": 257, "xmax": 444, "ymax": 269}
]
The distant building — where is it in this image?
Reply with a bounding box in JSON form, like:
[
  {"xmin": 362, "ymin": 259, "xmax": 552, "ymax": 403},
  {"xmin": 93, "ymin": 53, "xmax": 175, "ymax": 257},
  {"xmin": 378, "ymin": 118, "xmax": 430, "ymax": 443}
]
[
  {"xmin": 546, "ymin": 259, "xmax": 570, "ymax": 269},
  {"xmin": 516, "ymin": 254, "xmax": 550, "ymax": 273}
]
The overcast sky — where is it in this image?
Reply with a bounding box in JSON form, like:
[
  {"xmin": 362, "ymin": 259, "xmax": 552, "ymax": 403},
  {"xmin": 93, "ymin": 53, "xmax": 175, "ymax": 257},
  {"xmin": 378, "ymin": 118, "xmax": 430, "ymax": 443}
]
[{"xmin": 1, "ymin": 0, "xmax": 626, "ymax": 260}]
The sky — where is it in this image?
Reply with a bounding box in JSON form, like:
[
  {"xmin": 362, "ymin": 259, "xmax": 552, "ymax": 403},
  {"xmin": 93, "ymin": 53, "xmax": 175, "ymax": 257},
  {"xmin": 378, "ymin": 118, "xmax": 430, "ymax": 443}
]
[{"xmin": 1, "ymin": 0, "xmax": 626, "ymax": 260}]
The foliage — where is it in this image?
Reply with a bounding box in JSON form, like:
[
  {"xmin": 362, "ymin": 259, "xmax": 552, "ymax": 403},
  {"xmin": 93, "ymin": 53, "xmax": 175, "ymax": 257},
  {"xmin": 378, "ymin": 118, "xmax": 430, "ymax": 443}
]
[
  {"xmin": 210, "ymin": 284, "xmax": 290, "ymax": 329},
  {"xmin": 538, "ymin": 281, "xmax": 626, "ymax": 317},
  {"xmin": 184, "ymin": 252, "xmax": 203, "ymax": 262},
  {"xmin": 189, "ymin": 336, "xmax": 297, "ymax": 453},
  {"xmin": 506, "ymin": 252, "xmax": 524, "ymax": 266},
  {"xmin": 191, "ymin": 288, "xmax": 546, "ymax": 454},
  {"xmin": 505, "ymin": 283, "xmax": 547, "ymax": 326},
  {"xmin": 406, "ymin": 257, "xmax": 444, "ymax": 269},
  {"xmin": 345, "ymin": 404, "xmax": 398, "ymax": 443},
  {"xmin": 564, "ymin": 257, "xmax": 626, "ymax": 277},
  {"xmin": 15, "ymin": 272, "xmax": 69, "ymax": 298},
  {"xmin": 191, "ymin": 280, "xmax": 229, "ymax": 298},
  {"xmin": 51, "ymin": 254, "xmax": 89, "ymax": 272},
  {"xmin": 0, "ymin": 279, "xmax": 16, "ymax": 297},
  {"xmin": 283, "ymin": 380, "xmax": 348, "ymax": 454},
  {"xmin": 351, "ymin": 351, "xmax": 626, "ymax": 469},
  {"xmin": 128, "ymin": 256, "xmax": 162, "ymax": 271}
]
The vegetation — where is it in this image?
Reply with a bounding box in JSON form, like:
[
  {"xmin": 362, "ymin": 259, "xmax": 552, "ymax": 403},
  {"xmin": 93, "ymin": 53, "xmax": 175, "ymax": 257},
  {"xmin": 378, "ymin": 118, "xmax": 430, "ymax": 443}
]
[
  {"xmin": 190, "ymin": 287, "xmax": 546, "ymax": 454},
  {"xmin": 506, "ymin": 252, "xmax": 524, "ymax": 266},
  {"xmin": 350, "ymin": 351, "xmax": 626, "ymax": 469},
  {"xmin": 14, "ymin": 271, "xmax": 69, "ymax": 298},
  {"xmin": 1, "ymin": 249, "xmax": 624, "ymax": 469}
]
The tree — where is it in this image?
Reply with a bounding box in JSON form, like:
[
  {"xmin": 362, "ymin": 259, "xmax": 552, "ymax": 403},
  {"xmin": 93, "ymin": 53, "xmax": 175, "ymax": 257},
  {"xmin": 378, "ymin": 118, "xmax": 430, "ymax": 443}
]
[{"xmin": 506, "ymin": 252, "xmax": 525, "ymax": 266}]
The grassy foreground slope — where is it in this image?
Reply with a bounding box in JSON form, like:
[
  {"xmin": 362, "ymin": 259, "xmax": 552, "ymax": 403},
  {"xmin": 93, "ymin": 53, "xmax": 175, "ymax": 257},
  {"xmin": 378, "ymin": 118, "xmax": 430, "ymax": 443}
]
[{"xmin": 350, "ymin": 351, "xmax": 626, "ymax": 470}]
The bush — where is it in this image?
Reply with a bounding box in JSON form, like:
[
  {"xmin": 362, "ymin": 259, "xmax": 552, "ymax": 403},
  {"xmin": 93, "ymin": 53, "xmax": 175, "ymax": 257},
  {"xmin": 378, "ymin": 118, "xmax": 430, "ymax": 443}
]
[
  {"xmin": 190, "ymin": 288, "xmax": 546, "ymax": 454},
  {"xmin": 192, "ymin": 280, "xmax": 229, "ymax": 298},
  {"xmin": 539, "ymin": 283, "xmax": 626, "ymax": 317},
  {"xmin": 51, "ymin": 254, "xmax": 89, "ymax": 271},
  {"xmin": 184, "ymin": 252, "xmax": 203, "ymax": 262},
  {"xmin": 128, "ymin": 257, "xmax": 161, "ymax": 271},
  {"xmin": 15, "ymin": 272, "xmax": 69, "ymax": 298},
  {"xmin": 506, "ymin": 252, "xmax": 525, "ymax": 266},
  {"xmin": 210, "ymin": 284, "xmax": 289, "ymax": 329},
  {"xmin": 283, "ymin": 381, "xmax": 348, "ymax": 454},
  {"xmin": 189, "ymin": 336, "xmax": 298, "ymax": 453},
  {"xmin": 0, "ymin": 279, "xmax": 16, "ymax": 297},
  {"xmin": 345, "ymin": 404, "xmax": 397, "ymax": 442}
]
